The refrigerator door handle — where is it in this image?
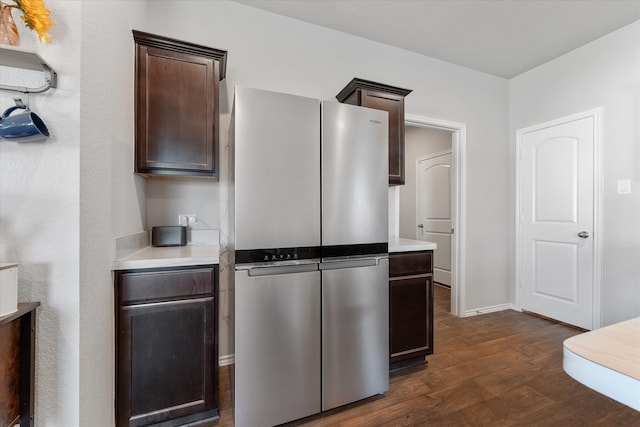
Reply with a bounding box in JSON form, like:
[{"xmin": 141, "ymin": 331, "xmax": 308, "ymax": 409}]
[
  {"xmin": 246, "ymin": 263, "xmax": 319, "ymax": 277},
  {"xmin": 320, "ymin": 256, "xmax": 386, "ymax": 271}
]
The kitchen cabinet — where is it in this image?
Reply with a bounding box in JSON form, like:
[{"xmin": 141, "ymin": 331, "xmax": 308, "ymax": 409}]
[
  {"xmin": 114, "ymin": 265, "xmax": 218, "ymax": 426},
  {"xmin": 336, "ymin": 78, "xmax": 412, "ymax": 186},
  {"xmin": 133, "ymin": 30, "xmax": 227, "ymax": 178},
  {"xmin": 389, "ymin": 250, "xmax": 433, "ymax": 371}
]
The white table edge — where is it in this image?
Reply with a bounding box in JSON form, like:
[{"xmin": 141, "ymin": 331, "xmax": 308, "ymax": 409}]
[{"xmin": 563, "ymin": 346, "xmax": 640, "ymax": 412}]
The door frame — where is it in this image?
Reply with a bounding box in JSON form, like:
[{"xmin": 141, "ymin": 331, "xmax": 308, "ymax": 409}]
[
  {"xmin": 405, "ymin": 114, "xmax": 466, "ymax": 317},
  {"xmin": 514, "ymin": 108, "xmax": 603, "ymax": 329}
]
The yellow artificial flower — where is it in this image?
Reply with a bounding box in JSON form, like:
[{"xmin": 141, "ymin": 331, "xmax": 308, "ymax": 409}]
[{"xmin": 13, "ymin": 0, "xmax": 52, "ymax": 43}]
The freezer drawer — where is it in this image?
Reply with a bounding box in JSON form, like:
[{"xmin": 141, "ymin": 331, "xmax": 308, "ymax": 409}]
[
  {"xmin": 321, "ymin": 257, "xmax": 389, "ymax": 410},
  {"xmin": 234, "ymin": 265, "xmax": 321, "ymax": 427}
]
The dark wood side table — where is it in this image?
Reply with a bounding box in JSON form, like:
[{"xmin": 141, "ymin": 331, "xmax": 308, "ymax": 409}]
[{"xmin": 0, "ymin": 302, "xmax": 40, "ymax": 427}]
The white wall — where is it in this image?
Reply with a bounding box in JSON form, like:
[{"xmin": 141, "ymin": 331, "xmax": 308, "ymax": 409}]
[
  {"xmin": 144, "ymin": 0, "xmax": 511, "ymax": 336},
  {"xmin": 509, "ymin": 21, "xmax": 640, "ymax": 326},
  {"xmin": 146, "ymin": 180, "xmax": 218, "ymax": 229},
  {"xmin": 80, "ymin": 2, "xmax": 148, "ymax": 425},
  {"xmin": 1, "ymin": 1, "xmax": 149, "ymax": 425},
  {"xmin": 0, "ymin": 2, "xmax": 81, "ymax": 425},
  {"xmin": 399, "ymin": 126, "xmax": 452, "ymax": 239}
]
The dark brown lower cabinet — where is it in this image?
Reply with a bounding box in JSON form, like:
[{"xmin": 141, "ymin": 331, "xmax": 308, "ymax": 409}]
[
  {"xmin": 115, "ymin": 265, "xmax": 218, "ymax": 427},
  {"xmin": 389, "ymin": 251, "xmax": 434, "ymax": 371}
]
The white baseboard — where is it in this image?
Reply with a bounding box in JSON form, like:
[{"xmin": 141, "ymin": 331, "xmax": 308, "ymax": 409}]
[
  {"xmin": 219, "ymin": 354, "xmax": 234, "ymax": 366},
  {"xmin": 462, "ymin": 303, "xmax": 516, "ymax": 317}
]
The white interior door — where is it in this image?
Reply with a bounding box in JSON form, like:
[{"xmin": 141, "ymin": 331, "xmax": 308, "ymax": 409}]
[
  {"xmin": 417, "ymin": 151, "xmax": 452, "ymax": 286},
  {"xmin": 518, "ymin": 113, "xmax": 597, "ymax": 330}
]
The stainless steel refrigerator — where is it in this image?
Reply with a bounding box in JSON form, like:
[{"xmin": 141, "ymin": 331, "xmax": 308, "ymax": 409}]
[{"xmin": 230, "ymin": 86, "xmax": 389, "ymax": 427}]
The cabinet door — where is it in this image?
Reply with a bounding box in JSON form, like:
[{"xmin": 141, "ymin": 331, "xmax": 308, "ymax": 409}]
[
  {"xmin": 136, "ymin": 45, "xmax": 219, "ymax": 177},
  {"xmin": 117, "ymin": 297, "xmax": 216, "ymax": 427},
  {"xmin": 360, "ymin": 90, "xmax": 406, "ymax": 186},
  {"xmin": 389, "ymin": 276, "xmax": 434, "ymax": 362}
]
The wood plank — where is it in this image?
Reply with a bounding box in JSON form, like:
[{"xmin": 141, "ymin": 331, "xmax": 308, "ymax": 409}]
[{"xmin": 206, "ymin": 286, "xmax": 640, "ymax": 426}]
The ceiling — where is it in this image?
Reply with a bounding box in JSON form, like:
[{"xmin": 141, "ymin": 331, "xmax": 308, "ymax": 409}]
[{"xmin": 234, "ymin": 0, "xmax": 640, "ymax": 78}]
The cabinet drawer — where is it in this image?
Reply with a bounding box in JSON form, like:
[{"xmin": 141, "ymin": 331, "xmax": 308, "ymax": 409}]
[
  {"xmin": 389, "ymin": 251, "xmax": 432, "ymax": 277},
  {"xmin": 118, "ymin": 267, "xmax": 214, "ymax": 304}
]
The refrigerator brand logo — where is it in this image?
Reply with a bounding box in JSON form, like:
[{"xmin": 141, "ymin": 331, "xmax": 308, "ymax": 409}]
[{"xmin": 369, "ymin": 119, "xmax": 381, "ymax": 124}]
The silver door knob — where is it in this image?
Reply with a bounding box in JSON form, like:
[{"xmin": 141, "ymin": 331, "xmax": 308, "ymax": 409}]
[
  {"xmin": 418, "ymin": 224, "xmax": 424, "ymax": 228},
  {"xmin": 578, "ymin": 231, "xmax": 590, "ymax": 238}
]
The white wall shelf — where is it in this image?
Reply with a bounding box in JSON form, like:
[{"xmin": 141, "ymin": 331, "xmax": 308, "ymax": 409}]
[{"xmin": 0, "ymin": 45, "xmax": 57, "ymax": 93}]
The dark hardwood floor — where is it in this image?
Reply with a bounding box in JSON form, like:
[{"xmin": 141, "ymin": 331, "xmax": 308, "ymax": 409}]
[{"xmin": 213, "ymin": 285, "xmax": 640, "ymax": 426}]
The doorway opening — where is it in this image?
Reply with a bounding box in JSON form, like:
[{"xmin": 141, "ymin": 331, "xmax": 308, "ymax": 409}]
[{"xmin": 392, "ymin": 115, "xmax": 466, "ymax": 316}]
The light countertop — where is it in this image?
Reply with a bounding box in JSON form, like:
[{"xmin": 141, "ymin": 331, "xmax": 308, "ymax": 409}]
[
  {"xmin": 111, "ymin": 235, "xmax": 432, "ymax": 269},
  {"xmin": 112, "ymin": 244, "xmax": 220, "ymax": 270},
  {"xmin": 563, "ymin": 316, "xmax": 640, "ymax": 411},
  {"xmin": 389, "ymin": 237, "xmax": 437, "ymax": 253}
]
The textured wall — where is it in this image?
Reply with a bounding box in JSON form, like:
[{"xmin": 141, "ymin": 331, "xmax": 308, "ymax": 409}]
[
  {"xmin": 0, "ymin": 1, "xmax": 81, "ymax": 425},
  {"xmin": 79, "ymin": 2, "xmax": 148, "ymax": 426},
  {"xmin": 509, "ymin": 21, "xmax": 640, "ymax": 326}
]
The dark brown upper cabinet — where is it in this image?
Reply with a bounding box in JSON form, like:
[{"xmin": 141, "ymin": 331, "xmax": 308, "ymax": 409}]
[
  {"xmin": 336, "ymin": 78, "xmax": 412, "ymax": 186},
  {"xmin": 133, "ymin": 30, "xmax": 227, "ymax": 179}
]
